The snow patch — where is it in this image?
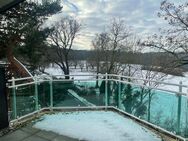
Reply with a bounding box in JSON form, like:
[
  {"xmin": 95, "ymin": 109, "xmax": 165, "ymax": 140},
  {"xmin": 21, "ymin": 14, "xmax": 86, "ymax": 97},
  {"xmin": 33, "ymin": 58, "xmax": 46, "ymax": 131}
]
[{"xmin": 34, "ymin": 111, "xmax": 161, "ymax": 141}]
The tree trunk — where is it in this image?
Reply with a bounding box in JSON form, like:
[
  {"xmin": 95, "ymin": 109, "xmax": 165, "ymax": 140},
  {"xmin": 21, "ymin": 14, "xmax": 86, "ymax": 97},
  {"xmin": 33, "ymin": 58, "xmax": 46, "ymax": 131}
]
[
  {"xmin": 64, "ymin": 54, "xmax": 70, "ymax": 79},
  {"xmin": 64, "ymin": 70, "xmax": 70, "ymax": 79},
  {"xmin": 95, "ymin": 62, "xmax": 100, "ymax": 88}
]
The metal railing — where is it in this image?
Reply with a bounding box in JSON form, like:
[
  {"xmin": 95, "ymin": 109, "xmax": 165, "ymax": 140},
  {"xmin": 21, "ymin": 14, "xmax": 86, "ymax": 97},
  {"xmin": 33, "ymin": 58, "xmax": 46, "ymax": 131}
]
[
  {"xmin": 8, "ymin": 73, "xmax": 188, "ymax": 95},
  {"xmin": 7, "ymin": 73, "xmax": 188, "ymax": 139}
]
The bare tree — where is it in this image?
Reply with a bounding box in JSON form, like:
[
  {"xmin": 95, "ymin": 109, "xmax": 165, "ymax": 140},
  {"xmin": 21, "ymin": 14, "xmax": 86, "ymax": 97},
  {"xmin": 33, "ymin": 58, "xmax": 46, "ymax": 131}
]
[
  {"xmin": 91, "ymin": 33, "xmax": 110, "ymax": 87},
  {"xmin": 92, "ymin": 32, "xmax": 110, "ymax": 74},
  {"xmin": 116, "ymin": 35, "xmax": 142, "ymax": 75},
  {"xmin": 70, "ymin": 60, "xmax": 78, "ymax": 69},
  {"xmin": 48, "ymin": 16, "xmax": 81, "ymax": 78},
  {"xmin": 92, "ymin": 18, "xmax": 131, "ymax": 74},
  {"xmin": 117, "ymin": 35, "xmax": 167, "ymax": 120},
  {"xmin": 106, "ymin": 18, "xmax": 131, "ymax": 74},
  {"xmin": 86, "ymin": 58, "xmax": 95, "ymax": 70},
  {"xmin": 78, "ymin": 60, "xmax": 85, "ymax": 72},
  {"xmin": 142, "ymin": 0, "xmax": 188, "ymax": 67}
]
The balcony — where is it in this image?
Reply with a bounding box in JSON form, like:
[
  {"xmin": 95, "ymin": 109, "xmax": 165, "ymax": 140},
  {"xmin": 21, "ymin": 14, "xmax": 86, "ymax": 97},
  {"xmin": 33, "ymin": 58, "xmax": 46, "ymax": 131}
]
[{"xmin": 1, "ymin": 74, "xmax": 188, "ymax": 141}]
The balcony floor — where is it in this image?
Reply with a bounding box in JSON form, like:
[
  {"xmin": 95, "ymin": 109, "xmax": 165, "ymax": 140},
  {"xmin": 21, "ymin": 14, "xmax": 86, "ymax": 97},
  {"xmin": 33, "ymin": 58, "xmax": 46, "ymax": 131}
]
[
  {"xmin": 0, "ymin": 123, "xmax": 78, "ymax": 141},
  {"xmin": 0, "ymin": 107, "xmax": 181, "ymax": 141}
]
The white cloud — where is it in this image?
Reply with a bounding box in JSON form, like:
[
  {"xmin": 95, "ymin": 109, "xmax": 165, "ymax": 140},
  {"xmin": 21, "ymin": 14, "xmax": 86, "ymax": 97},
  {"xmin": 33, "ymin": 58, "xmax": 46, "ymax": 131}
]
[{"xmin": 46, "ymin": 0, "xmax": 187, "ymax": 50}]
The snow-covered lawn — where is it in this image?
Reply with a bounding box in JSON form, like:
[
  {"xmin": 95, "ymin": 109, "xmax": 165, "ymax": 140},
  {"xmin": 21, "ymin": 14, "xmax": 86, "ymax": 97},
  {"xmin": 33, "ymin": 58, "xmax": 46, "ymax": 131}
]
[
  {"xmin": 159, "ymin": 72, "xmax": 188, "ymax": 93},
  {"xmin": 34, "ymin": 111, "xmax": 161, "ymax": 141},
  {"xmin": 45, "ymin": 63, "xmax": 188, "ymax": 93},
  {"xmin": 45, "ymin": 65, "xmax": 96, "ymax": 80}
]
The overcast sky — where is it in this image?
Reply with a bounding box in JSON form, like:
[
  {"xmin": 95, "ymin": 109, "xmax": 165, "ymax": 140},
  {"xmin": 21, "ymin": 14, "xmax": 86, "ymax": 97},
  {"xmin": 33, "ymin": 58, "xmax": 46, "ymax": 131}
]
[{"xmin": 47, "ymin": 0, "xmax": 187, "ymax": 50}]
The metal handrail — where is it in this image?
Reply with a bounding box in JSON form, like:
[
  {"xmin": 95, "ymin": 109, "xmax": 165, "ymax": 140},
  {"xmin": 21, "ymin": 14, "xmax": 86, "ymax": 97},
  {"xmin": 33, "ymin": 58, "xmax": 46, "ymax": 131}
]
[
  {"xmin": 112, "ymin": 79, "xmax": 187, "ymax": 97},
  {"xmin": 8, "ymin": 76, "xmax": 34, "ymax": 82},
  {"xmin": 7, "ymin": 73, "xmax": 188, "ymax": 97},
  {"xmin": 51, "ymin": 74, "xmax": 105, "ymax": 77},
  {"xmin": 108, "ymin": 74, "xmax": 188, "ymax": 88},
  {"xmin": 8, "ymin": 73, "xmax": 188, "ymax": 87}
]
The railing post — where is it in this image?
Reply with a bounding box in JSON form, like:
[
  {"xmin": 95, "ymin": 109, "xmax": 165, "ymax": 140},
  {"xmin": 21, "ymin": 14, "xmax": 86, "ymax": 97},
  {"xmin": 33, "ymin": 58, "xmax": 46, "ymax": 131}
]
[
  {"xmin": 50, "ymin": 75, "xmax": 53, "ymax": 109},
  {"xmin": 34, "ymin": 75, "xmax": 39, "ymax": 111},
  {"xmin": 12, "ymin": 77, "xmax": 17, "ymax": 119},
  {"xmin": 105, "ymin": 73, "xmax": 108, "ymax": 107},
  {"xmin": 118, "ymin": 75, "xmax": 121, "ymax": 108},
  {"xmin": 177, "ymin": 81, "xmax": 182, "ymax": 135}
]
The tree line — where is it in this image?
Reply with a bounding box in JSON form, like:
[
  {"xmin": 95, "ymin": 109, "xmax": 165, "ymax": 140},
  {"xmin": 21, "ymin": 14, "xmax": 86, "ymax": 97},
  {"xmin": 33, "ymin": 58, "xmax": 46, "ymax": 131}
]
[{"xmin": 0, "ymin": 0, "xmax": 188, "ymax": 78}]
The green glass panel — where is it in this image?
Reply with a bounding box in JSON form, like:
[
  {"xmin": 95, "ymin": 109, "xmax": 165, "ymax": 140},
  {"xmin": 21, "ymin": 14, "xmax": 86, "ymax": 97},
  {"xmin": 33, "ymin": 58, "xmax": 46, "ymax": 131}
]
[
  {"xmin": 14, "ymin": 84, "xmax": 36, "ymax": 118},
  {"xmin": 105, "ymin": 80, "xmax": 119, "ymax": 107},
  {"xmin": 53, "ymin": 81, "xmax": 76, "ymax": 107},
  {"xmin": 74, "ymin": 80, "xmax": 105, "ymax": 106},
  {"xmin": 179, "ymin": 96, "xmax": 188, "ymax": 137},
  {"xmin": 9, "ymin": 88, "xmax": 14, "ymax": 120},
  {"xmin": 119, "ymin": 82, "xmax": 188, "ymax": 138},
  {"xmin": 52, "ymin": 80, "xmax": 105, "ymax": 107},
  {"xmin": 38, "ymin": 82, "xmax": 50, "ymax": 108}
]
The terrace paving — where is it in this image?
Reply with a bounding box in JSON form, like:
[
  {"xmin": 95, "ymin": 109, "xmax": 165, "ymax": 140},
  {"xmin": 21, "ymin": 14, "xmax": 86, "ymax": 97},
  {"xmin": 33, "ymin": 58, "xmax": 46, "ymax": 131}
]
[{"xmin": 0, "ymin": 124, "xmax": 79, "ymax": 141}]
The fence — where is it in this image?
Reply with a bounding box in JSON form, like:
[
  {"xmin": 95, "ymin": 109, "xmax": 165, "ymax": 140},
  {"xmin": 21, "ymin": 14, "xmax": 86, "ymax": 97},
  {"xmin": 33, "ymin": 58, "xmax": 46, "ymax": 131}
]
[{"xmin": 7, "ymin": 73, "xmax": 188, "ymax": 139}]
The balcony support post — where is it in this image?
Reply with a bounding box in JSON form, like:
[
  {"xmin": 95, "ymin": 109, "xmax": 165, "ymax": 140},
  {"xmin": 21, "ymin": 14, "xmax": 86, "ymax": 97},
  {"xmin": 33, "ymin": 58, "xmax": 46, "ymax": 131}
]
[
  {"xmin": 118, "ymin": 76, "xmax": 121, "ymax": 108},
  {"xmin": 12, "ymin": 77, "xmax": 17, "ymax": 119},
  {"xmin": 177, "ymin": 81, "xmax": 182, "ymax": 135},
  {"xmin": 50, "ymin": 75, "xmax": 53, "ymax": 109},
  {"xmin": 105, "ymin": 73, "xmax": 108, "ymax": 106},
  {"xmin": 34, "ymin": 75, "xmax": 39, "ymax": 111}
]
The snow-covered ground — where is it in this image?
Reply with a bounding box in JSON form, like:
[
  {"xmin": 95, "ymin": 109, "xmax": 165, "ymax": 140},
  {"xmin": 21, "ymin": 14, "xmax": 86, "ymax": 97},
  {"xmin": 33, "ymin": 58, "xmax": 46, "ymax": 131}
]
[
  {"xmin": 45, "ymin": 64, "xmax": 96, "ymax": 80},
  {"xmin": 159, "ymin": 72, "xmax": 188, "ymax": 93},
  {"xmin": 34, "ymin": 111, "xmax": 161, "ymax": 141},
  {"xmin": 45, "ymin": 63, "xmax": 188, "ymax": 93}
]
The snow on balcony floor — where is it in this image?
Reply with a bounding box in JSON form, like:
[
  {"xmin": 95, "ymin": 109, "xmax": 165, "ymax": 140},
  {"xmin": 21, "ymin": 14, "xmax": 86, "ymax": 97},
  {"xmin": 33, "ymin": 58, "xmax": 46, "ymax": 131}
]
[{"xmin": 33, "ymin": 111, "xmax": 162, "ymax": 141}]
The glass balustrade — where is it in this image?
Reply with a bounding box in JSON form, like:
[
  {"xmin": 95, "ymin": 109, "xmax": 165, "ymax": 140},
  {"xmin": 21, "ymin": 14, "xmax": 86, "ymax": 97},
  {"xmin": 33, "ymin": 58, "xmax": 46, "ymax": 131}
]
[{"xmin": 8, "ymin": 75, "xmax": 188, "ymax": 138}]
